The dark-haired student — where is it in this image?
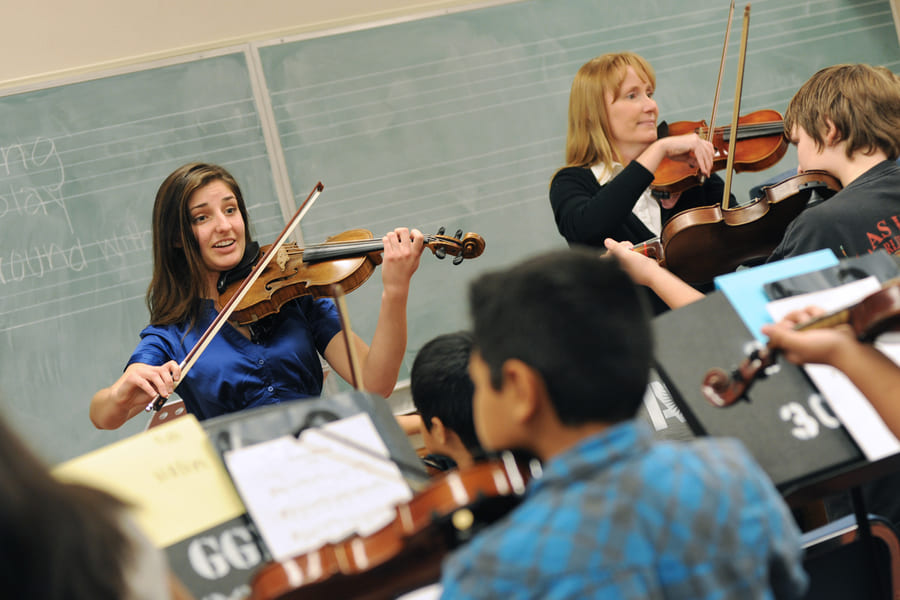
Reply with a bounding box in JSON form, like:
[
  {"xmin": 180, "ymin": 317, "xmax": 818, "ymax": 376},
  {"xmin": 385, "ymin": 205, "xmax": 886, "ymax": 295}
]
[
  {"xmin": 0, "ymin": 412, "xmax": 194, "ymax": 600},
  {"xmin": 410, "ymin": 331, "xmax": 483, "ymax": 470},
  {"xmin": 90, "ymin": 162, "xmax": 424, "ymax": 429},
  {"xmin": 438, "ymin": 248, "xmax": 807, "ymax": 599}
]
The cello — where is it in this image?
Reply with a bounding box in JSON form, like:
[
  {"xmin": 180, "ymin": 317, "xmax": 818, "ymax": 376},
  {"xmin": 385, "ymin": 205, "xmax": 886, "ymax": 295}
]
[
  {"xmin": 632, "ymin": 4, "xmax": 841, "ymax": 284},
  {"xmin": 633, "ymin": 170, "xmax": 841, "ymax": 284}
]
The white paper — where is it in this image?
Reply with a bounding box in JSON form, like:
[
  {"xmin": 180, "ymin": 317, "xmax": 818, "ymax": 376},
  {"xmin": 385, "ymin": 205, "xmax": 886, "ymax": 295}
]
[
  {"xmin": 766, "ymin": 277, "xmax": 900, "ymax": 461},
  {"xmin": 224, "ymin": 412, "xmax": 414, "ymax": 561}
]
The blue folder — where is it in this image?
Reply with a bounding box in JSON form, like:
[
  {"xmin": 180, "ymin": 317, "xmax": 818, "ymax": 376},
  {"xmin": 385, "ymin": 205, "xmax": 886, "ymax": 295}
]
[{"xmin": 713, "ymin": 249, "xmax": 838, "ymax": 342}]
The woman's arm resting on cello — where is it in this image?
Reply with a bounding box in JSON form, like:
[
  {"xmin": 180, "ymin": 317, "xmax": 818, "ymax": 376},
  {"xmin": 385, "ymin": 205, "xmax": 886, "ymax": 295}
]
[
  {"xmin": 323, "ymin": 227, "xmax": 425, "ymax": 397},
  {"xmin": 90, "ymin": 361, "xmax": 182, "ymax": 430},
  {"xmin": 762, "ymin": 308, "xmax": 900, "ymax": 438},
  {"xmin": 603, "ymin": 238, "xmax": 704, "ymax": 309}
]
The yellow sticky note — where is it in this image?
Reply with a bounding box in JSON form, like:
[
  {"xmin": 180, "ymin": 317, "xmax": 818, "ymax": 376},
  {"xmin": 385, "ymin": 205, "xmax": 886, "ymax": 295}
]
[{"xmin": 53, "ymin": 415, "xmax": 246, "ymax": 548}]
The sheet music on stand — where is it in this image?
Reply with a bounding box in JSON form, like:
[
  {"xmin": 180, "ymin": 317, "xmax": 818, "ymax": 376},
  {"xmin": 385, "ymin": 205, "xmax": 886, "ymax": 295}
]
[
  {"xmin": 200, "ymin": 391, "xmax": 428, "ymax": 561},
  {"xmin": 223, "ymin": 412, "xmax": 414, "ymax": 561}
]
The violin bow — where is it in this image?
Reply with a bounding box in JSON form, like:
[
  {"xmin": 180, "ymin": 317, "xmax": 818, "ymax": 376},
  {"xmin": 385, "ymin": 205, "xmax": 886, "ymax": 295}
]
[
  {"xmin": 706, "ymin": 0, "xmax": 735, "ymax": 153},
  {"xmin": 721, "ymin": 4, "xmax": 752, "ymax": 208},
  {"xmin": 146, "ymin": 181, "xmax": 325, "ymax": 412}
]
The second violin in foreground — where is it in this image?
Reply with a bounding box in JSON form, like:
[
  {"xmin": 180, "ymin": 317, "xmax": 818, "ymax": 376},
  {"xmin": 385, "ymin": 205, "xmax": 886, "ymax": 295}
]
[{"xmin": 249, "ymin": 452, "xmax": 541, "ymax": 600}]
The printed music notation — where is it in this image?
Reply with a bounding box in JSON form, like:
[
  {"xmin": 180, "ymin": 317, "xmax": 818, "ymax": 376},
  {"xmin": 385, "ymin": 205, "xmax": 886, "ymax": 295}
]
[{"xmin": 223, "ymin": 412, "xmax": 414, "ymax": 561}]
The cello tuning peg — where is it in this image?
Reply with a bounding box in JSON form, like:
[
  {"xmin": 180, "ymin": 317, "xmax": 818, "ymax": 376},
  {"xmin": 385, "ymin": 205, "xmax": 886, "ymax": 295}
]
[
  {"xmin": 453, "ymin": 254, "xmax": 464, "ymax": 266},
  {"xmin": 435, "ymin": 247, "xmax": 446, "ymax": 260},
  {"xmin": 436, "ymin": 226, "xmax": 446, "ymax": 236},
  {"xmin": 454, "ymin": 229, "xmax": 463, "ymax": 240}
]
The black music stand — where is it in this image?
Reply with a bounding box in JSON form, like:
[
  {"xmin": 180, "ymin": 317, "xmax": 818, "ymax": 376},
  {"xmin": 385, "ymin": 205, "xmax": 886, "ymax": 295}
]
[
  {"xmin": 652, "ymin": 291, "xmax": 900, "ymax": 596},
  {"xmin": 651, "ymin": 290, "xmax": 865, "ymax": 498}
]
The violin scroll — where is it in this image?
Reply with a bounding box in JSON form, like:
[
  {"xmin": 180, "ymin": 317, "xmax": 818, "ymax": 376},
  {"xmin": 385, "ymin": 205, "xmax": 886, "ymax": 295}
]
[
  {"xmin": 427, "ymin": 227, "xmax": 486, "ymax": 265},
  {"xmin": 702, "ymin": 345, "xmax": 776, "ymax": 407}
]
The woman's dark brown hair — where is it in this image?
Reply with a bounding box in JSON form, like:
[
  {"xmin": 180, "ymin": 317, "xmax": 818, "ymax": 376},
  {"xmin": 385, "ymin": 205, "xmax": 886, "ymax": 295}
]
[{"xmin": 147, "ymin": 162, "xmax": 253, "ymax": 326}]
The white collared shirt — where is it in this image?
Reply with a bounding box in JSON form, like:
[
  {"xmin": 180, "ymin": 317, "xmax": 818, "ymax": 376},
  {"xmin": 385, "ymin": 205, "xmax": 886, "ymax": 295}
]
[{"xmin": 591, "ymin": 162, "xmax": 661, "ymax": 236}]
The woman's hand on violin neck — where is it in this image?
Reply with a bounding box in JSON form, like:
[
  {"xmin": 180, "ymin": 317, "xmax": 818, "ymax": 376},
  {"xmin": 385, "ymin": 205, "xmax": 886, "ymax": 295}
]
[
  {"xmin": 642, "ymin": 133, "xmax": 715, "ymax": 175},
  {"xmin": 380, "ymin": 227, "xmax": 425, "ymax": 296}
]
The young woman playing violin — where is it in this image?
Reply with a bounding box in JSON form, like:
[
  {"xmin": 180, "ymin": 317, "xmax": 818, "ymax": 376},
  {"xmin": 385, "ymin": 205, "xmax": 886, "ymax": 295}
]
[
  {"xmin": 90, "ymin": 162, "xmax": 426, "ymax": 429},
  {"xmin": 548, "ymin": 52, "xmax": 730, "ymax": 249}
]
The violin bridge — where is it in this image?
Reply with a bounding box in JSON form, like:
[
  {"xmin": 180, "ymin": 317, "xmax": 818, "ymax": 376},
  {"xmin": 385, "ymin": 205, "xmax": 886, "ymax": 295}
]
[{"xmin": 275, "ymin": 246, "xmax": 289, "ymax": 272}]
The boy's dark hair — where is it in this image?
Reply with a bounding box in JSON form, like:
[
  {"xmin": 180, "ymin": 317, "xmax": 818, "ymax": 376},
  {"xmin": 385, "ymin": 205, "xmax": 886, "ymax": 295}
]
[
  {"xmin": 410, "ymin": 331, "xmax": 482, "ymax": 453},
  {"xmin": 468, "ymin": 248, "xmax": 652, "ymax": 425}
]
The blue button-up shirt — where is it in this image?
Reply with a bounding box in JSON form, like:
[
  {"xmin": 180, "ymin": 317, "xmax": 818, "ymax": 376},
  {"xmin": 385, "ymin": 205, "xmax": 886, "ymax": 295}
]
[
  {"xmin": 440, "ymin": 421, "xmax": 807, "ymax": 599},
  {"xmin": 128, "ymin": 297, "xmax": 342, "ymax": 420}
]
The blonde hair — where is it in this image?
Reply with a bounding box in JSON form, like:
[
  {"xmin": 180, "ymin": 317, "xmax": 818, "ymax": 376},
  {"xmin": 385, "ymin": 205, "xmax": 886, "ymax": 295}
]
[
  {"xmin": 563, "ymin": 52, "xmax": 656, "ymax": 170},
  {"xmin": 784, "ymin": 64, "xmax": 900, "ymax": 161}
]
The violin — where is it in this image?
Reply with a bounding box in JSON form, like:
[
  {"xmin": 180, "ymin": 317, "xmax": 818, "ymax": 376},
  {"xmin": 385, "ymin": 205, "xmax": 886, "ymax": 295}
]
[
  {"xmin": 220, "ymin": 228, "xmax": 485, "ymax": 326},
  {"xmin": 702, "ymin": 281, "xmax": 900, "ymax": 408},
  {"xmin": 651, "ymin": 109, "xmax": 788, "ymax": 195},
  {"xmin": 633, "ymin": 170, "xmax": 841, "ymax": 284},
  {"xmin": 248, "ymin": 452, "xmax": 541, "ymax": 600}
]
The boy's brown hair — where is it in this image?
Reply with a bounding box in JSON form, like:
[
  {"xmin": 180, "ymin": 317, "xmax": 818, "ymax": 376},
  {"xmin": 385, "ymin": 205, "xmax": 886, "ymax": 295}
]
[{"xmin": 784, "ymin": 63, "xmax": 900, "ymax": 161}]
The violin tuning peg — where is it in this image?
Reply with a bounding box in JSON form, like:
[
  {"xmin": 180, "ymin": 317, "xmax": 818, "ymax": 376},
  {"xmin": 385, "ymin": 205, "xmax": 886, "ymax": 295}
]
[
  {"xmin": 435, "ymin": 247, "xmax": 446, "ymax": 259},
  {"xmin": 453, "ymin": 254, "xmax": 464, "ymax": 266},
  {"xmin": 437, "ymin": 226, "xmax": 446, "ymax": 236},
  {"xmin": 454, "ymin": 229, "xmax": 463, "ymax": 240}
]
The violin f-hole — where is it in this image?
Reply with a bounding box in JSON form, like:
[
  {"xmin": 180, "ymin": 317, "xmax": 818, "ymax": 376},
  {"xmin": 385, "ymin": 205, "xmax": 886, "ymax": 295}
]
[{"xmin": 264, "ymin": 267, "xmax": 300, "ymax": 291}]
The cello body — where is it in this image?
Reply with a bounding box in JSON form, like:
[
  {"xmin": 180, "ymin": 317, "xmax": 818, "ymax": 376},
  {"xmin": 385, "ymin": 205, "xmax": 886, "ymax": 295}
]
[{"xmin": 640, "ymin": 170, "xmax": 841, "ymax": 284}]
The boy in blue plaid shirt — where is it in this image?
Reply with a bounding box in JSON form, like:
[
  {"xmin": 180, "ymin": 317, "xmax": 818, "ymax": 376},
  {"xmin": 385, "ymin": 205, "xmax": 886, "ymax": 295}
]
[{"xmin": 439, "ymin": 248, "xmax": 807, "ymax": 599}]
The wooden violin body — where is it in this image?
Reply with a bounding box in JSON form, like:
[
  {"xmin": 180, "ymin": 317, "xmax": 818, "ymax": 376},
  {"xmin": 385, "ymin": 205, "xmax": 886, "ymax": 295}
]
[
  {"xmin": 651, "ymin": 109, "xmax": 788, "ymax": 195},
  {"xmin": 221, "ymin": 228, "xmax": 486, "ymax": 325},
  {"xmin": 249, "ymin": 454, "xmax": 540, "ymax": 600},
  {"xmin": 703, "ymin": 281, "xmax": 900, "ymax": 407},
  {"xmin": 634, "ymin": 170, "xmax": 841, "ymax": 284}
]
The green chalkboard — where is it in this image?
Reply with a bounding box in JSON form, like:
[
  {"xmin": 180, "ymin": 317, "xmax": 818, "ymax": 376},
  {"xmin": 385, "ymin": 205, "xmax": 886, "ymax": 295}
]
[
  {"xmin": 3, "ymin": 0, "xmax": 899, "ymax": 463},
  {"xmin": 257, "ymin": 0, "xmax": 900, "ymax": 389},
  {"xmin": 0, "ymin": 52, "xmax": 285, "ymax": 462}
]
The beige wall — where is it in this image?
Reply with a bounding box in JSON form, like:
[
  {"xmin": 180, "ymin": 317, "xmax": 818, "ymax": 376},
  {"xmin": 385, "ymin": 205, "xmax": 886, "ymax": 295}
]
[{"xmin": 0, "ymin": 0, "xmax": 497, "ymax": 89}]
